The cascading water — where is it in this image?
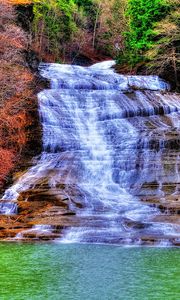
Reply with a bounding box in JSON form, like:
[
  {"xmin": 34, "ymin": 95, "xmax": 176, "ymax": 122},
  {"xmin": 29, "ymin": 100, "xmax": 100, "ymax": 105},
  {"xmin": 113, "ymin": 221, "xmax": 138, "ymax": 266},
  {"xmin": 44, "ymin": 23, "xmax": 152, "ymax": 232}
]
[{"xmin": 1, "ymin": 61, "xmax": 180, "ymax": 245}]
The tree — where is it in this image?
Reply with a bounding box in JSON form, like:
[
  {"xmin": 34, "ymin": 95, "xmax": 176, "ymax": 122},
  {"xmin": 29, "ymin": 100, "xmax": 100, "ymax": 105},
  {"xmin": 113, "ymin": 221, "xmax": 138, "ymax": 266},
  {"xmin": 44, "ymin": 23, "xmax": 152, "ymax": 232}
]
[
  {"xmin": 32, "ymin": 0, "xmax": 78, "ymax": 60},
  {"xmin": 91, "ymin": 0, "xmax": 127, "ymax": 56},
  {"xmin": 146, "ymin": 1, "xmax": 180, "ymax": 90},
  {"xmin": 117, "ymin": 0, "xmax": 170, "ymax": 65}
]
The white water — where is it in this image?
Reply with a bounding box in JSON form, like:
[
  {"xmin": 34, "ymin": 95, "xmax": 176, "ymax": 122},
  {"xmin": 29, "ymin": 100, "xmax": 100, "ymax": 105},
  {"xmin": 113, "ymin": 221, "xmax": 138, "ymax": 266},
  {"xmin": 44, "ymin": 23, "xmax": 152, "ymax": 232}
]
[
  {"xmin": 1, "ymin": 61, "xmax": 180, "ymax": 244},
  {"xmin": 14, "ymin": 224, "xmax": 55, "ymax": 240}
]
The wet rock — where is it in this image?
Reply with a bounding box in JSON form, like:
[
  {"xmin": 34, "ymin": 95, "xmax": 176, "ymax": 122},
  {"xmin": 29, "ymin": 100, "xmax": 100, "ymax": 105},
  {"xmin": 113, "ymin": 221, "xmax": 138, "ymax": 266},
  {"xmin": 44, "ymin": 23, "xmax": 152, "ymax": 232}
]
[{"xmin": 122, "ymin": 218, "xmax": 150, "ymax": 230}]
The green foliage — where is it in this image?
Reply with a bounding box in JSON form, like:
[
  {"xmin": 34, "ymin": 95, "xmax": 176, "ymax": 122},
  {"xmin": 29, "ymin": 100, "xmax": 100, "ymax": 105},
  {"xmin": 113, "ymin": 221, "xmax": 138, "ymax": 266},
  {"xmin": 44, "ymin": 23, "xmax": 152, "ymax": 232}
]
[
  {"xmin": 74, "ymin": 0, "xmax": 99, "ymax": 30},
  {"xmin": 145, "ymin": 2, "xmax": 180, "ymax": 90},
  {"xmin": 32, "ymin": 0, "xmax": 99, "ymax": 59},
  {"xmin": 117, "ymin": 0, "xmax": 171, "ymax": 65},
  {"xmin": 33, "ymin": 0, "xmax": 78, "ymax": 58},
  {"xmin": 74, "ymin": 0, "xmax": 95, "ymax": 14},
  {"xmin": 31, "ymin": 0, "xmax": 179, "ymax": 89}
]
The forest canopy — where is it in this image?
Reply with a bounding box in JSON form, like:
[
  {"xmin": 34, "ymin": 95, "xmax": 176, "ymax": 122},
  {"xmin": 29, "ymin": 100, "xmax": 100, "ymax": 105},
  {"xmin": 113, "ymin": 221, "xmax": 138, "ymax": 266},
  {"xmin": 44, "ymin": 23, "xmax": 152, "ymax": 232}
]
[{"xmin": 29, "ymin": 0, "xmax": 179, "ymax": 89}]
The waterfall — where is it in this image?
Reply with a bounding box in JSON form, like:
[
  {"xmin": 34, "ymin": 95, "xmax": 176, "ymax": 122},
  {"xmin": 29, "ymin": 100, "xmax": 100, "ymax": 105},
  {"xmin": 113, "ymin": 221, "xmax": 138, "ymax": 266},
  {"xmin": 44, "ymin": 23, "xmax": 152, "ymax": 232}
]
[{"xmin": 1, "ymin": 61, "xmax": 180, "ymax": 244}]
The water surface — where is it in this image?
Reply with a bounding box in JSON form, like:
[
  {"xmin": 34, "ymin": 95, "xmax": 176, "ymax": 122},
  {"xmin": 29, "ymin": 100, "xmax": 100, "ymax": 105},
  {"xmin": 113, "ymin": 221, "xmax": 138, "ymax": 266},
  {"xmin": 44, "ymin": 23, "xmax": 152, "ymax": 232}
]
[{"xmin": 0, "ymin": 243, "xmax": 179, "ymax": 299}]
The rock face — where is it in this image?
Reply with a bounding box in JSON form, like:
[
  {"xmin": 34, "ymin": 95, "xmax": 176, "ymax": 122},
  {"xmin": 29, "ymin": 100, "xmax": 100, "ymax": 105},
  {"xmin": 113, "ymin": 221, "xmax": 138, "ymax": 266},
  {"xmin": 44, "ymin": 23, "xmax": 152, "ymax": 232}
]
[
  {"xmin": 0, "ymin": 61, "xmax": 180, "ymax": 245},
  {"xmin": 0, "ymin": 183, "xmax": 83, "ymax": 241}
]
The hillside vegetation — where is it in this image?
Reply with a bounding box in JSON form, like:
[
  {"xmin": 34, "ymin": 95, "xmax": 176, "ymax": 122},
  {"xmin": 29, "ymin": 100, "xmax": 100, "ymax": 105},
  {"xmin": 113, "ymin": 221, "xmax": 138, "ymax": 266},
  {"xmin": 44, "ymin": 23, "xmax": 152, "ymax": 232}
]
[
  {"xmin": 28, "ymin": 0, "xmax": 179, "ymax": 89},
  {"xmin": 117, "ymin": 0, "xmax": 180, "ymax": 90},
  {"xmin": 0, "ymin": 0, "xmax": 40, "ymax": 188}
]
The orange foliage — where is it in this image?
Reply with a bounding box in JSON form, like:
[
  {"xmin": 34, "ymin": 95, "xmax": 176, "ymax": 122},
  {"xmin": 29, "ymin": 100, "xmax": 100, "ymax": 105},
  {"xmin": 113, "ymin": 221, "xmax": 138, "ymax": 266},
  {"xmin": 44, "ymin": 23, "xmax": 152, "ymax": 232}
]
[
  {"xmin": 0, "ymin": 149, "xmax": 14, "ymax": 184},
  {"xmin": 6, "ymin": 0, "xmax": 32, "ymax": 4},
  {"xmin": 0, "ymin": 25, "xmax": 28, "ymax": 50},
  {"xmin": 0, "ymin": 0, "xmax": 36, "ymax": 186}
]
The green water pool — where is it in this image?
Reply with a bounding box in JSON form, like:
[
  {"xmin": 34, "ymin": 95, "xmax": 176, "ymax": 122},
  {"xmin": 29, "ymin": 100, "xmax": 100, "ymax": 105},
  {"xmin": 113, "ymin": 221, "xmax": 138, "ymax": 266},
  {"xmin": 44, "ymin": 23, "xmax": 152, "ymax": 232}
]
[{"xmin": 0, "ymin": 243, "xmax": 179, "ymax": 300}]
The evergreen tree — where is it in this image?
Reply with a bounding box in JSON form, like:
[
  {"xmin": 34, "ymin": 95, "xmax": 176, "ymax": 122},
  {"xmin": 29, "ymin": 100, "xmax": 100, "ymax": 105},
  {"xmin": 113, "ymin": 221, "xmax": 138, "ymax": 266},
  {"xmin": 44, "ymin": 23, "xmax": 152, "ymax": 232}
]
[{"xmin": 117, "ymin": 0, "xmax": 170, "ymax": 65}]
